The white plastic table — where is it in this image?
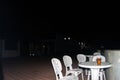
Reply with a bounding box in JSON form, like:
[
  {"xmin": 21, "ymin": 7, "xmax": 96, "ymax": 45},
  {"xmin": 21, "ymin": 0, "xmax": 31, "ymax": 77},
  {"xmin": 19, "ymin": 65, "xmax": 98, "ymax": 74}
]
[{"xmin": 78, "ymin": 62, "xmax": 112, "ymax": 80}]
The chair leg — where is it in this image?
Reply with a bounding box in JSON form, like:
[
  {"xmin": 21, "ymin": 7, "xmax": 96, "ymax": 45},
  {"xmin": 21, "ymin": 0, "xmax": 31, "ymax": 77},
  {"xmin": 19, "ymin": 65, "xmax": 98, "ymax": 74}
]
[
  {"xmin": 81, "ymin": 73, "xmax": 84, "ymax": 80},
  {"xmin": 99, "ymin": 72, "xmax": 103, "ymax": 80},
  {"xmin": 103, "ymin": 72, "xmax": 106, "ymax": 80},
  {"xmin": 99, "ymin": 71, "xmax": 106, "ymax": 80},
  {"xmin": 87, "ymin": 71, "xmax": 90, "ymax": 80},
  {"xmin": 85, "ymin": 69, "xmax": 88, "ymax": 75}
]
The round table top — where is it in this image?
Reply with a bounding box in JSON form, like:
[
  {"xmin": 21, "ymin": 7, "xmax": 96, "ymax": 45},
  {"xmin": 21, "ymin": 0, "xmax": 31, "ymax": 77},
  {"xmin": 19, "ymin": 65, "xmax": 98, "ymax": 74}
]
[{"xmin": 78, "ymin": 62, "xmax": 112, "ymax": 69}]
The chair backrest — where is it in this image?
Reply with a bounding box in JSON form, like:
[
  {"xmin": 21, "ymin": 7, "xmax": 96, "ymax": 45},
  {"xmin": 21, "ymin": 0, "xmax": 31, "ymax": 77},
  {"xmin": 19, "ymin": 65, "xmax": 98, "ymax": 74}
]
[
  {"xmin": 93, "ymin": 52, "xmax": 101, "ymax": 56},
  {"xmin": 92, "ymin": 55, "xmax": 106, "ymax": 62},
  {"xmin": 63, "ymin": 55, "xmax": 73, "ymax": 71},
  {"xmin": 51, "ymin": 58, "xmax": 63, "ymax": 80},
  {"xmin": 76, "ymin": 54, "xmax": 86, "ymax": 63}
]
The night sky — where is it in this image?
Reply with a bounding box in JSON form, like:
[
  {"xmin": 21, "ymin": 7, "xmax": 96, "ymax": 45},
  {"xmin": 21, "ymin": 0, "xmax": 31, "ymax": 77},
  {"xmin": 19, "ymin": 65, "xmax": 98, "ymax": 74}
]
[{"xmin": 0, "ymin": 0, "xmax": 120, "ymax": 48}]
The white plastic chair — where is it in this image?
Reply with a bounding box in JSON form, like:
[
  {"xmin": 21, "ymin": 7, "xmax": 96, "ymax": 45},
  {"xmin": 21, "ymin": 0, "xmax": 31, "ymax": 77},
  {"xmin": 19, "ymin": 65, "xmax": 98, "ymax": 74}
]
[
  {"xmin": 76, "ymin": 54, "xmax": 86, "ymax": 63},
  {"xmin": 63, "ymin": 55, "xmax": 84, "ymax": 80},
  {"xmin": 93, "ymin": 52, "xmax": 101, "ymax": 56},
  {"xmin": 87, "ymin": 55, "xmax": 106, "ymax": 80},
  {"xmin": 51, "ymin": 58, "xmax": 78, "ymax": 80},
  {"xmin": 76, "ymin": 54, "xmax": 88, "ymax": 75}
]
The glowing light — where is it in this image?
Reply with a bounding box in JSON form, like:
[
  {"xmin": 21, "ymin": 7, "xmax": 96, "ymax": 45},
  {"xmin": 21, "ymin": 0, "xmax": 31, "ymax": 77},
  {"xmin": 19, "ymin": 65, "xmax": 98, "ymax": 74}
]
[
  {"xmin": 68, "ymin": 37, "xmax": 70, "ymax": 40},
  {"xmin": 64, "ymin": 37, "xmax": 67, "ymax": 40}
]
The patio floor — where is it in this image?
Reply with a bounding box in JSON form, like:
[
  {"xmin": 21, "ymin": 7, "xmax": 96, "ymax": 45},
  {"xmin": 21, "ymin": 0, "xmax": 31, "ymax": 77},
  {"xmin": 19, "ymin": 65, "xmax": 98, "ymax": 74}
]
[{"xmin": 2, "ymin": 55, "xmax": 86, "ymax": 80}]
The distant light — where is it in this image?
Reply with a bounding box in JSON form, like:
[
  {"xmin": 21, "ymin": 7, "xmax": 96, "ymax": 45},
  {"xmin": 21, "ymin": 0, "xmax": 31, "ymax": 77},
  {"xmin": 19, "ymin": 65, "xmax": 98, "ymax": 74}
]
[
  {"xmin": 29, "ymin": 53, "xmax": 32, "ymax": 56},
  {"xmin": 68, "ymin": 37, "xmax": 70, "ymax": 40},
  {"xmin": 78, "ymin": 42, "xmax": 81, "ymax": 45},
  {"xmin": 81, "ymin": 42, "xmax": 84, "ymax": 45},
  {"xmin": 32, "ymin": 53, "xmax": 35, "ymax": 56},
  {"xmin": 29, "ymin": 53, "xmax": 35, "ymax": 56},
  {"xmin": 64, "ymin": 37, "xmax": 67, "ymax": 40}
]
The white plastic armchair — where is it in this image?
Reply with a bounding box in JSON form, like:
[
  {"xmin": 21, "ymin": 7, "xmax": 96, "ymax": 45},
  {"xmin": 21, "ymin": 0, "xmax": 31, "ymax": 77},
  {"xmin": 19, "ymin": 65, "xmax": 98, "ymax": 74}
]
[
  {"xmin": 63, "ymin": 55, "xmax": 84, "ymax": 80},
  {"xmin": 51, "ymin": 58, "xmax": 78, "ymax": 80}
]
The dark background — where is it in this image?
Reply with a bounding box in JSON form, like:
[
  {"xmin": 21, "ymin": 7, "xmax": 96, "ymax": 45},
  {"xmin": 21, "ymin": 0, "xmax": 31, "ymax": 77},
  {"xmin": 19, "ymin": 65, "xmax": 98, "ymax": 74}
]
[{"xmin": 0, "ymin": 0, "xmax": 120, "ymax": 49}]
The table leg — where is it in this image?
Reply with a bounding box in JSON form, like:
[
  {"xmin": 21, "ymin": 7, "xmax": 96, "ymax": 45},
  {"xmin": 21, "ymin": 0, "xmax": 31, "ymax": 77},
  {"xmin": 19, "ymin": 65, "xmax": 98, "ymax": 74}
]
[{"xmin": 90, "ymin": 68, "xmax": 100, "ymax": 80}]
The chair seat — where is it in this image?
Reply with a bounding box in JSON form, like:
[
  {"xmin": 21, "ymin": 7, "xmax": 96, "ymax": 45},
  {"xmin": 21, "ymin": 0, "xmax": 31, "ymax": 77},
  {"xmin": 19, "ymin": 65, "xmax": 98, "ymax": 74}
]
[
  {"xmin": 67, "ymin": 68, "xmax": 83, "ymax": 75},
  {"xmin": 59, "ymin": 75, "xmax": 78, "ymax": 80}
]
